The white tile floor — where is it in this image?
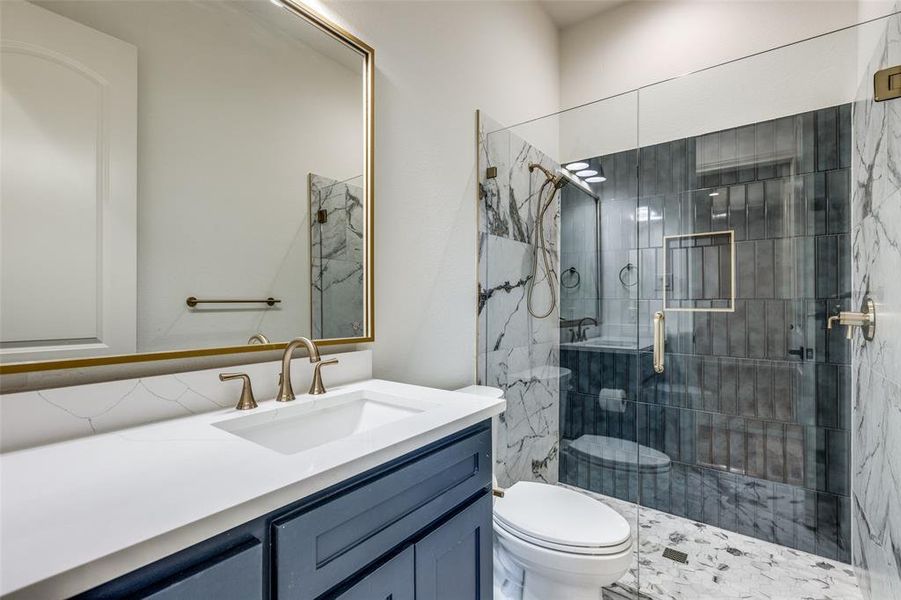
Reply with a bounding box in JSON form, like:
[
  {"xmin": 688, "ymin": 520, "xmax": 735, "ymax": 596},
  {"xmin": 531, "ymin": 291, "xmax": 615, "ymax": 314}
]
[{"xmin": 562, "ymin": 486, "xmax": 863, "ymax": 600}]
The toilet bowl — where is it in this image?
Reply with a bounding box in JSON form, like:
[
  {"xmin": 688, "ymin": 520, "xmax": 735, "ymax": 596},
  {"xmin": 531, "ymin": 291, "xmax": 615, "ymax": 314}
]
[
  {"xmin": 493, "ymin": 481, "xmax": 633, "ymax": 600},
  {"xmin": 455, "ymin": 385, "xmax": 633, "ymax": 600}
]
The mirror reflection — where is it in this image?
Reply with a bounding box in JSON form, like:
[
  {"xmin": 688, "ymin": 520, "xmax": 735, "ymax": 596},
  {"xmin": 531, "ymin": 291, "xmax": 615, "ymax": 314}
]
[{"xmin": 0, "ymin": 0, "xmax": 370, "ymax": 365}]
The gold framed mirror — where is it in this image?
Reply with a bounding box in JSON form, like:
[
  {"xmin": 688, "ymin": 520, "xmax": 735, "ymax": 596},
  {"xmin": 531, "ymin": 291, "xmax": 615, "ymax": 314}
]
[{"xmin": 0, "ymin": 0, "xmax": 374, "ymax": 374}]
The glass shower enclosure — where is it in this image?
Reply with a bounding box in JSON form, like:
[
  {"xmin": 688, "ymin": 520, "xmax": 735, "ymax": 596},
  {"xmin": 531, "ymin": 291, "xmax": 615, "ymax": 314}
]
[{"xmin": 478, "ymin": 11, "xmax": 899, "ymax": 600}]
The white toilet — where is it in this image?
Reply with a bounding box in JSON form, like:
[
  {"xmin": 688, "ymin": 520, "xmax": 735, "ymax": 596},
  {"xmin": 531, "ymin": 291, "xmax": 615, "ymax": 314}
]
[{"xmin": 456, "ymin": 385, "xmax": 634, "ymax": 600}]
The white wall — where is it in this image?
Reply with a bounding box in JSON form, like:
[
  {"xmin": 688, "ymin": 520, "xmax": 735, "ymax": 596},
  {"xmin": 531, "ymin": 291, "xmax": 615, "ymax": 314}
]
[
  {"xmin": 558, "ymin": 0, "xmax": 900, "ymax": 162},
  {"xmin": 297, "ymin": 1, "xmax": 560, "ymax": 389},
  {"xmin": 560, "ymin": 0, "xmax": 866, "ymax": 110}
]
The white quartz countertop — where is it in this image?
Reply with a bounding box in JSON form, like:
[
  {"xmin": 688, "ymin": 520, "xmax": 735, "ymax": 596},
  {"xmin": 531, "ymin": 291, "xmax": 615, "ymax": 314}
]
[{"xmin": 0, "ymin": 379, "xmax": 505, "ymax": 599}]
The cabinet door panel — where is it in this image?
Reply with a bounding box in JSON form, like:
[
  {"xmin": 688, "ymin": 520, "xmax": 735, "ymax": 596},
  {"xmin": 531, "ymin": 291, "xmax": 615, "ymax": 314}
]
[
  {"xmin": 414, "ymin": 493, "xmax": 492, "ymax": 600},
  {"xmin": 334, "ymin": 547, "xmax": 414, "ymax": 600},
  {"xmin": 274, "ymin": 428, "xmax": 490, "ymax": 600},
  {"xmin": 141, "ymin": 540, "xmax": 263, "ymax": 600}
]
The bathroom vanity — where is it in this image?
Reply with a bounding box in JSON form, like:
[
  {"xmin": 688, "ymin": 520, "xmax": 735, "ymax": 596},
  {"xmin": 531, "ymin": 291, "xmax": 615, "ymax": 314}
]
[{"xmin": 0, "ymin": 380, "xmax": 504, "ymax": 599}]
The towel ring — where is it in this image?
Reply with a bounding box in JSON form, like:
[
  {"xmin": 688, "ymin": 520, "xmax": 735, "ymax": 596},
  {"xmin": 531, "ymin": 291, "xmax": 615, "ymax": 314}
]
[
  {"xmin": 561, "ymin": 267, "xmax": 581, "ymax": 289},
  {"xmin": 619, "ymin": 263, "xmax": 638, "ymax": 287}
]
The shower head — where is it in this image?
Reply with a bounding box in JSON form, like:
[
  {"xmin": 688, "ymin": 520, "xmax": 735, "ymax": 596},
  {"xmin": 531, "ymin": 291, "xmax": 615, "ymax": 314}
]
[{"xmin": 528, "ymin": 162, "xmax": 599, "ymax": 199}]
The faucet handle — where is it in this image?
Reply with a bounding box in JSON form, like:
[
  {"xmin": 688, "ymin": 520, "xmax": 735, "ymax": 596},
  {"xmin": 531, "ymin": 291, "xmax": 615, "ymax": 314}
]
[
  {"xmin": 309, "ymin": 358, "xmax": 339, "ymax": 395},
  {"xmin": 219, "ymin": 372, "xmax": 258, "ymax": 410}
]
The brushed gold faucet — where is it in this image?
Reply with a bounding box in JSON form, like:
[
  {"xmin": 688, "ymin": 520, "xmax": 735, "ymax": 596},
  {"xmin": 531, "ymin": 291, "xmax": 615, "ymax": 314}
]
[{"xmin": 277, "ymin": 337, "xmax": 339, "ymax": 401}]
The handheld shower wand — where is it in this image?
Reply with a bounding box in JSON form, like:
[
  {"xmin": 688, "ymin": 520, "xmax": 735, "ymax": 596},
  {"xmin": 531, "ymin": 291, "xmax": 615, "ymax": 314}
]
[{"xmin": 526, "ymin": 163, "xmax": 566, "ymax": 319}]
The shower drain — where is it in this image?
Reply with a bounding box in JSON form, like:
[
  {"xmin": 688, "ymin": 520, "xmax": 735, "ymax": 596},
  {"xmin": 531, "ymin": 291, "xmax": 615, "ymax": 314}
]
[{"xmin": 662, "ymin": 547, "xmax": 689, "ymax": 564}]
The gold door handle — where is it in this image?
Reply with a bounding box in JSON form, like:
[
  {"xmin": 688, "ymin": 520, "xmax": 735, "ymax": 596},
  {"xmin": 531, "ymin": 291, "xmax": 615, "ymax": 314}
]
[{"xmin": 653, "ymin": 311, "xmax": 665, "ymax": 374}]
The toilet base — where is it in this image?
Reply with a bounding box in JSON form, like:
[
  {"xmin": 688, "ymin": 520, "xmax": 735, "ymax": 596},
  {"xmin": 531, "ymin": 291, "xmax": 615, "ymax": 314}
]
[{"xmin": 522, "ymin": 573, "xmax": 605, "ymax": 600}]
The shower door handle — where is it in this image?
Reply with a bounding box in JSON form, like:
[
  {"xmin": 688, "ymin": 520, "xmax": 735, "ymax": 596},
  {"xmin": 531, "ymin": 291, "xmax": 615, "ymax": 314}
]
[{"xmin": 653, "ymin": 311, "xmax": 665, "ymax": 374}]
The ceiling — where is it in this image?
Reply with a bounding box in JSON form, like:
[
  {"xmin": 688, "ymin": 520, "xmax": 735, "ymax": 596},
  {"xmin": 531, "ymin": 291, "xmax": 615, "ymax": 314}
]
[{"xmin": 537, "ymin": 0, "xmax": 629, "ymax": 29}]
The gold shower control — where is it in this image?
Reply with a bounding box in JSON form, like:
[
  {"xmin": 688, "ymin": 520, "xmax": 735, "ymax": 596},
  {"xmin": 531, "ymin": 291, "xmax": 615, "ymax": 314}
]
[{"xmin": 827, "ymin": 296, "xmax": 876, "ymax": 341}]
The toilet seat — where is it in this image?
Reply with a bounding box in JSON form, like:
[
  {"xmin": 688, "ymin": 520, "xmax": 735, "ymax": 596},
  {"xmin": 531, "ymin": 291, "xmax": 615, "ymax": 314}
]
[{"xmin": 493, "ymin": 482, "xmax": 632, "ymax": 556}]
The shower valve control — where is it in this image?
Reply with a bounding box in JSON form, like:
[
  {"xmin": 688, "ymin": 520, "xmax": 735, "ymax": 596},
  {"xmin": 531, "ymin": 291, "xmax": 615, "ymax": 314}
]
[{"xmin": 827, "ymin": 296, "xmax": 876, "ymax": 341}]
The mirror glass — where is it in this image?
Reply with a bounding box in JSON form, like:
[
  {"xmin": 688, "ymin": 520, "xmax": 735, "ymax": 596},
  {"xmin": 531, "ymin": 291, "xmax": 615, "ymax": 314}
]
[{"xmin": 0, "ymin": 0, "xmax": 370, "ymax": 366}]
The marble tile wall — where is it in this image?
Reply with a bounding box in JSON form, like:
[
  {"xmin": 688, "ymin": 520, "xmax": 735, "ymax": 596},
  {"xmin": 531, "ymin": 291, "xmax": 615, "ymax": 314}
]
[
  {"xmin": 478, "ymin": 114, "xmax": 561, "ymax": 487},
  {"xmin": 560, "ymin": 105, "xmax": 855, "ymax": 562},
  {"xmin": 850, "ymin": 11, "xmax": 901, "ymax": 600},
  {"xmin": 0, "ymin": 350, "xmax": 373, "ymax": 452},
  {"xmin": 310, "ymin": 174, "xmax": 365, "ymax": 339}
]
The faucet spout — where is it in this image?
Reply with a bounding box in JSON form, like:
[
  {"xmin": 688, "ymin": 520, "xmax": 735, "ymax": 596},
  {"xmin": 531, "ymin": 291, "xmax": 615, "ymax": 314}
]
[{"xmin": 277, "ymin": 337, "xmax": 322, "ymax": 402}]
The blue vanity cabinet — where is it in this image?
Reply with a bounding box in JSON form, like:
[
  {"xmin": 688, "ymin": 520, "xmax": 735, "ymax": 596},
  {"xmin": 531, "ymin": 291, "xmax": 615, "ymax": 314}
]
[
  {"xmin": 414, "ymin": 493, "xmax": 492, "ymax": 600},
  {"xmin": 76, "ymin": 421, "xmax": 493, "ymax": 600}
]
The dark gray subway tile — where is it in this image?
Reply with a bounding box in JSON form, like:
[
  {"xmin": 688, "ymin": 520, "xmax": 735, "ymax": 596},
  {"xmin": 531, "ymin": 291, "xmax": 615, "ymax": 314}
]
[
  {"xmin": 703, "ymin": 244, "xmax": 722, "ymax": 301},
  {"xmin": 756, "ymin": 362, "xmax": 774, "ymax": 420},
  {"xmin": 765, "ymin": 421, "xmax": 786, "ymax": 482},
  {"xmin": 837, "ymin": 233, "xmax": 851, "ymax": 301},
  {"xmin": 739, "ymin": 360, "xmax": 758, "ymax": 416},
  {"xmin": 746, "ymin": 300, "xmax": 767, "ymax": 358},
  {"xmin": 798, "ymin": 111, "xmax": 816, "ymax": 175},
  {"xmin": 826, "ymin": 428, "xmax": 850, "ymax": 497},
  {"xmin": 701, "ymin": 357, "xmax": 720, "ymax": 412},
  {"xmin": 838, "ymin": 104, "xmax": 851, "ymax": 169},
  {"xmin": 712, "ymin": 414, "xmax": 730, "ymax": 469},
  {"xmin": 816, "ymin": 363, "xmax": 839, "ymax": 429},
  {"xmin": 747, "ymin": 182, "xmax": 766, "ymax": 239},
  {"xmin": 720, "ymin": 358, "xmax": 739, "ymax": 414},
  {"xmin": 728, "ymin": 417, "xmax": 746, "ymax": 475},
  {"xmin": 787, "ymin": 176, "xmax": 807, "ymax": 237},
  {"xmin": 615, "ymin": 149, "xmax": 639, "ymax": 200},
  {"xmin": 837, "ymin": 495, "xmax": 852, "ymax": 563},
  {"xmin": 727, "ymin": 301, "xmax": 747, "ymax": 357},
  {"xmin": 816, "ymin": 107, "xmax": 838, "ymax": 172},
  {"xmin": 756, "ymin": 120, "xmax": 776, "ymax": 181},
  {"xmin": 688, "ymin": 245, "xmax": 704, "ymax": 302},
  {"xmin": 693, "ymin": 190, "xmax": 712, "ymax": 233},
  {"xmin": 785, "ymin": 424, "xmax": 805, "ymax": 486},
  {"xmin": 671, "ymin": 138, "xmax": 688, "ymax": 194},
  {"xmin": 679, "ymin": 407, "xmax": 697, "ymax": 465},
  {"xmin": 656, "ymin": 141, "xmax": 673, "ymax": 195},
  {"xmin": 728, "ymin": 184, "xmax": 748, "ymax": 241},
  {"xmin": 826, "ymin": 169, "xmax": 850, "ymax": 234},
  {"xmin": 737, "ymin": 125, "xmax": 757, "ymax": 182},
  {"xmin": 720, "ymin": 128, "xmax": 739, "ymax": 186},
  {"xmin": 640, "ymin": 144, "xmax": 658, "ymax": 197},
  {"xmin": 766, "ymin": 300, "xmax": 786, "ymax": 360},
  {"xmin": 736, "ymin": 479, "xmax": 757, "ymax": 537},
  {"xmin": 637, "ymin": 195, "xmax": 649, "ymax": 249},
  {"xmin": 774, "ymin": 117, "xmax": 796, "ymax": 178},
  {"xmin": 811, "ymin": 172, "xmax": 827, "ymax": 235},
  {"xmin": 697, "ymin": 133, "xmax": 721, "ymax": 189},
  {"xmin": 649, "ymin": 195, "xmax": 664, "ymax": 248},
  {"xmin": 773, "ymin": 364, "xmax": 793, "ymax": 422},
  {"xmin": 763, "ymin": 178, "xmax": 791, "ymax": 238},
  {"xmin": 711, "ymin": 191, "xmax": 729, "ymax": 232},
  {"xmin": 773, "ymin": 238, "xmax": 792, "ymax": 299},
  {"xmin": 736, "ymin": 241, "xmax": 756, "ymax": 299},
  {"xmin": 696, "ymin": 410, "xmax": 713, "ymax": 468},
  {"xmin": 808, "ymin": 427, "xmax": 827, "ymax": 493},
  {"xmin": 838, "ymin": 365, "xmax": 851, "ymax": 430},
  {"xmin": 756, "ymin": 240, "xmax": 775, "ymax": 298},
  {"xmin": 711, "ymin": 311, "xmax": 729, "ymax": 357},
  {"xmin": 694, "ymin": 310, "xmax": 711, "ymax": 356},
  {"xmin": 815, "ymin": 236, "xmax": 838, "ymax": 298}
]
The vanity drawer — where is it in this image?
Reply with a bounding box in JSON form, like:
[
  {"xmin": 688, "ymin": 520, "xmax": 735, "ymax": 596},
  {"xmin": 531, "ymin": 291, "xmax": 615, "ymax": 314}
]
[{"xmin": 273, "ymin": 427, "xmax": 491, "ymax": 600}]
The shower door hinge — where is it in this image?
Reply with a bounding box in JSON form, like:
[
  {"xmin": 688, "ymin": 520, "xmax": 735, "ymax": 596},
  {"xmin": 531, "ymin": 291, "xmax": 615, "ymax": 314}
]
[
  {"xmin": 486, "ymin": 166, "xmax": 497, "ymax": 179},
  {"xmin": 874, "ymin": 65, "xmax": 901, "ymax": 102},
  {"xmin": 317, "ymin": 209, "xmax": 328, "ymax": 224}
]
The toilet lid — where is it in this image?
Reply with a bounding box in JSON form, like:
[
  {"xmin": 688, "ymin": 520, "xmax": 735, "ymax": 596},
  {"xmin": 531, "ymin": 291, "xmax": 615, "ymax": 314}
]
[{"xmin": 493, "ymin": 482, "xmax": 631, "ymax": 551}]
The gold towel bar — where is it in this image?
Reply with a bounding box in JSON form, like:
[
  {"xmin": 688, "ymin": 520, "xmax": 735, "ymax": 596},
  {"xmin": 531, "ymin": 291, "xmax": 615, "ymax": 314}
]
[{"xmin": 186, "ymin": 297, "xmax": 281, "ymax": 307}]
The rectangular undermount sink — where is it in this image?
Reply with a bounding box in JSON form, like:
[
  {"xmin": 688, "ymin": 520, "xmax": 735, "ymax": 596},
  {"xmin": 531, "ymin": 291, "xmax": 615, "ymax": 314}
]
[{"xmin": 212, "ymin": 389, "xmax": 432, "ymax": 455}]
